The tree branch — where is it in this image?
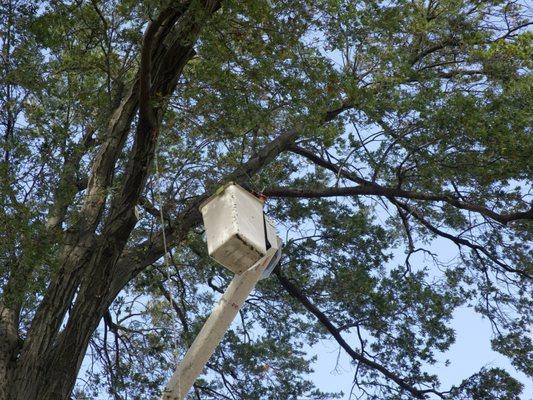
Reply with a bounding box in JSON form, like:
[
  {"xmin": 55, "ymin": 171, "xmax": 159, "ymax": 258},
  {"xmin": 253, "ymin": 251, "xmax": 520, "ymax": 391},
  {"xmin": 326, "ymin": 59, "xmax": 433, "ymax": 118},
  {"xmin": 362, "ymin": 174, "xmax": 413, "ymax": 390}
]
[
  {"xmin": 263, "ymin": 185, "xmax": 532, "ymax": 225},
  {"xmin": 391, "ymin": 199, "xmax": 531, "ymax": 278},
  {"xmin": 271, "ymin": 147, "xmax": 533, "ymax": 226},
  {"xmin": 275, "ymin": 271, "xmax": 440, "ymax": 399}
]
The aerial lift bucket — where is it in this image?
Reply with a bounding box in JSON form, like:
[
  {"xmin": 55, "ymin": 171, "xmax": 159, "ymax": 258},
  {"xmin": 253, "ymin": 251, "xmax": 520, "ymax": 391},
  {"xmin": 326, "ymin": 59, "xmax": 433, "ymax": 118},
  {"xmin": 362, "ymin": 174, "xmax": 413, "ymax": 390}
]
[{"xmin": 161, "ymin": 183, "xmax": 282, "ymax": 400}]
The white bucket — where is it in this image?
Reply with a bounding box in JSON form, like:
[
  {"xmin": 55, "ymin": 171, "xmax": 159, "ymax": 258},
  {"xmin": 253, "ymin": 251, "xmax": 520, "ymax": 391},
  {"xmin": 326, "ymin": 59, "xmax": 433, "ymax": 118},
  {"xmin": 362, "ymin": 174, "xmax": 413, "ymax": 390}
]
[{"xmin": 199, "ymin": 183, "xmax": 278, "ymax": 274}]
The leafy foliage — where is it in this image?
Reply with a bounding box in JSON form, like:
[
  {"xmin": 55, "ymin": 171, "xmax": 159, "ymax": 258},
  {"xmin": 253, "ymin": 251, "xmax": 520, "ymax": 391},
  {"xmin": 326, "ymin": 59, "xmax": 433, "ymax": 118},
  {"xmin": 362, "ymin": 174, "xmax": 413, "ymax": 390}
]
[{"xmin": 0, "ymin": 0, "xmax": 531, "ymax": 399}]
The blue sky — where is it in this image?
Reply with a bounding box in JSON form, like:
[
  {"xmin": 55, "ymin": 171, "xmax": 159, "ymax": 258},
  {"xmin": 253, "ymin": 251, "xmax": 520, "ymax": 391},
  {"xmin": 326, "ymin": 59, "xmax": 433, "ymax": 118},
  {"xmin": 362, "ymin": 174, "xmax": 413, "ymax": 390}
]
[{"xmin": 303, "ymin": 231, "xmax": 533, "ymax": 399}]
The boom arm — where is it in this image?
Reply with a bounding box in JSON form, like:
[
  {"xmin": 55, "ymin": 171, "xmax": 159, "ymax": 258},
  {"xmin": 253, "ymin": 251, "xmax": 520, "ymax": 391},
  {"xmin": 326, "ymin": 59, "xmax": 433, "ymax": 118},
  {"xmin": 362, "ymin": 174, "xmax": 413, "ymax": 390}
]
[{"xmin": 160, "ymin": 244, "xmax": 281, "ymax": 400}]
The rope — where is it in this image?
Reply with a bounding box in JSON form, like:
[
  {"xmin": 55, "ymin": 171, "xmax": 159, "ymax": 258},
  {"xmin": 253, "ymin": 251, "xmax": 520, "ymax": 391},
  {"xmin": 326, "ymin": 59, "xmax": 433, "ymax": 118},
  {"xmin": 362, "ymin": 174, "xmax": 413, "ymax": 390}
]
[{"xmin": 154, "ymin": 147, "xmax": 181, "ymax": 397}]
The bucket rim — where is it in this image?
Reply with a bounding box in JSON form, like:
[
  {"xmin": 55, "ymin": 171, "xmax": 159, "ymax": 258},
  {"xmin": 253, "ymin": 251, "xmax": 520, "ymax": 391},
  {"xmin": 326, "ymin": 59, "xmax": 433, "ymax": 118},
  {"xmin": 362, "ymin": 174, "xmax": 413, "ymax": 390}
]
[{"xmin": 198, "ymin": 182, "xmax": 262, "ymax": 212}]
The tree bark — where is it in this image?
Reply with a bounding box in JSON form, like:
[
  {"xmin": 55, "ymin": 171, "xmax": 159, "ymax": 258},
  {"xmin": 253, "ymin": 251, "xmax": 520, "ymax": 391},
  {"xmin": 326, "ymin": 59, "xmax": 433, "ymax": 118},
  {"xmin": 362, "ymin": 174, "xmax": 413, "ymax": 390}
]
[{"xmin": 0, "ymin": 306, "xmax": 18, "ymax": 400}]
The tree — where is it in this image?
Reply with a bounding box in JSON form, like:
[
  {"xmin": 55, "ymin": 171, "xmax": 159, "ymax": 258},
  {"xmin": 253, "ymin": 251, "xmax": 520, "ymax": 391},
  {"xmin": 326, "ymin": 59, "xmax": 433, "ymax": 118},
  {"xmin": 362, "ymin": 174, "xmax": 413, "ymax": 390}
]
[{"xmin": 0, "ymin": 0, "xmax": 531, "ymax": 399}]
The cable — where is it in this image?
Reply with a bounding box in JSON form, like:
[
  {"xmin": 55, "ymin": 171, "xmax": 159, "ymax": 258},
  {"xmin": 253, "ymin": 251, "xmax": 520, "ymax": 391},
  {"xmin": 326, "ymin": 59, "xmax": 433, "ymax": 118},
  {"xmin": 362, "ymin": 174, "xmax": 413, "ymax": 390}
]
[{"xmin": 154, "ymin": 147, "xmax": 182, "ymax": 398}]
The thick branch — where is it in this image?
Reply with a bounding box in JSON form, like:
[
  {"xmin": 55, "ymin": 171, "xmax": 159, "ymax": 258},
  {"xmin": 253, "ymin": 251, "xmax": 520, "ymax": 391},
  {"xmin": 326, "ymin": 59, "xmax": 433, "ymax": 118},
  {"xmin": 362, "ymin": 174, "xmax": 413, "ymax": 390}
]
[
  {"xmin": 288, "ymin": 145, "xmax": 367, "ymax": 185},
  {"xmin": 264, "ymin": 185, "xmax": 532, "ymax": 225},
  {"xmin": 277, "ymin": 148, "xmax": 533, "ymax": 226}
]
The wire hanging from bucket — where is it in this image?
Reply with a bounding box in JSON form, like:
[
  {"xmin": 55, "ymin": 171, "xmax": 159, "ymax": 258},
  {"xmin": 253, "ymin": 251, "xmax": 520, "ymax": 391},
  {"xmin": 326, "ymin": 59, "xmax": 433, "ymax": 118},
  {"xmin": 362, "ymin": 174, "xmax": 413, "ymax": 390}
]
[{"xmin": 154, "ymin": 147, "xmax": 181, "ymax": 377}]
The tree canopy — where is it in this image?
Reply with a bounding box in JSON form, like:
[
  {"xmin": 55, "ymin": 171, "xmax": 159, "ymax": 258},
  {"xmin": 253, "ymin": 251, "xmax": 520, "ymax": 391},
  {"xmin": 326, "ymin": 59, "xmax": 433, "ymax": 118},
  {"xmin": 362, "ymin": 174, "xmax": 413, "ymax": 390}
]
[{"xmin": 0, "ymin": 0, "xmax": 531, "ymax": 399}]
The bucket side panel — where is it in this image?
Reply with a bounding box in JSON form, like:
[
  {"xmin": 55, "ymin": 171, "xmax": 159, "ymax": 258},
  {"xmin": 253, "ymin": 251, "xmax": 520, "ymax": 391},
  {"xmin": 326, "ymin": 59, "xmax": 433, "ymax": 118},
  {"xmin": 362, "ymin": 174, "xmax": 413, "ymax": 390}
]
[
  {"xmin": 229, "ymin": 186, "xmax": 266, "ymax": 256},
  {"xmin": 201, "ymin": 191, "xmax": 237, "ymax": 257}
]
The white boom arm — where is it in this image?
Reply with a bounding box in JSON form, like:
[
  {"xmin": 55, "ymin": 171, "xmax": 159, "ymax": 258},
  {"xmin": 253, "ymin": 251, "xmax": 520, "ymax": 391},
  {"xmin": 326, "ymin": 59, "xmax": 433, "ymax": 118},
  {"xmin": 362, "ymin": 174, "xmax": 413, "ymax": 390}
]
[{"xmin": 160, "ymin": 246, "xmax": 280, "ymax": 400}]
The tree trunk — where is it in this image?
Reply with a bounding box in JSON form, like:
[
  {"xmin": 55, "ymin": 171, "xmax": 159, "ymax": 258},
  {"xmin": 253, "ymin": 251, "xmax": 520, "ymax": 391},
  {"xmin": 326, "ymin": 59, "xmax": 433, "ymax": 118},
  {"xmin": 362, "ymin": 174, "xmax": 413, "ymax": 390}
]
[
  {"xmin": 0, "ymin": 3, "xmax": 221, "ymax": 399},
  {"xmin": 0, "ymin": 307, "xmax": 18, "ymax": 400}
]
